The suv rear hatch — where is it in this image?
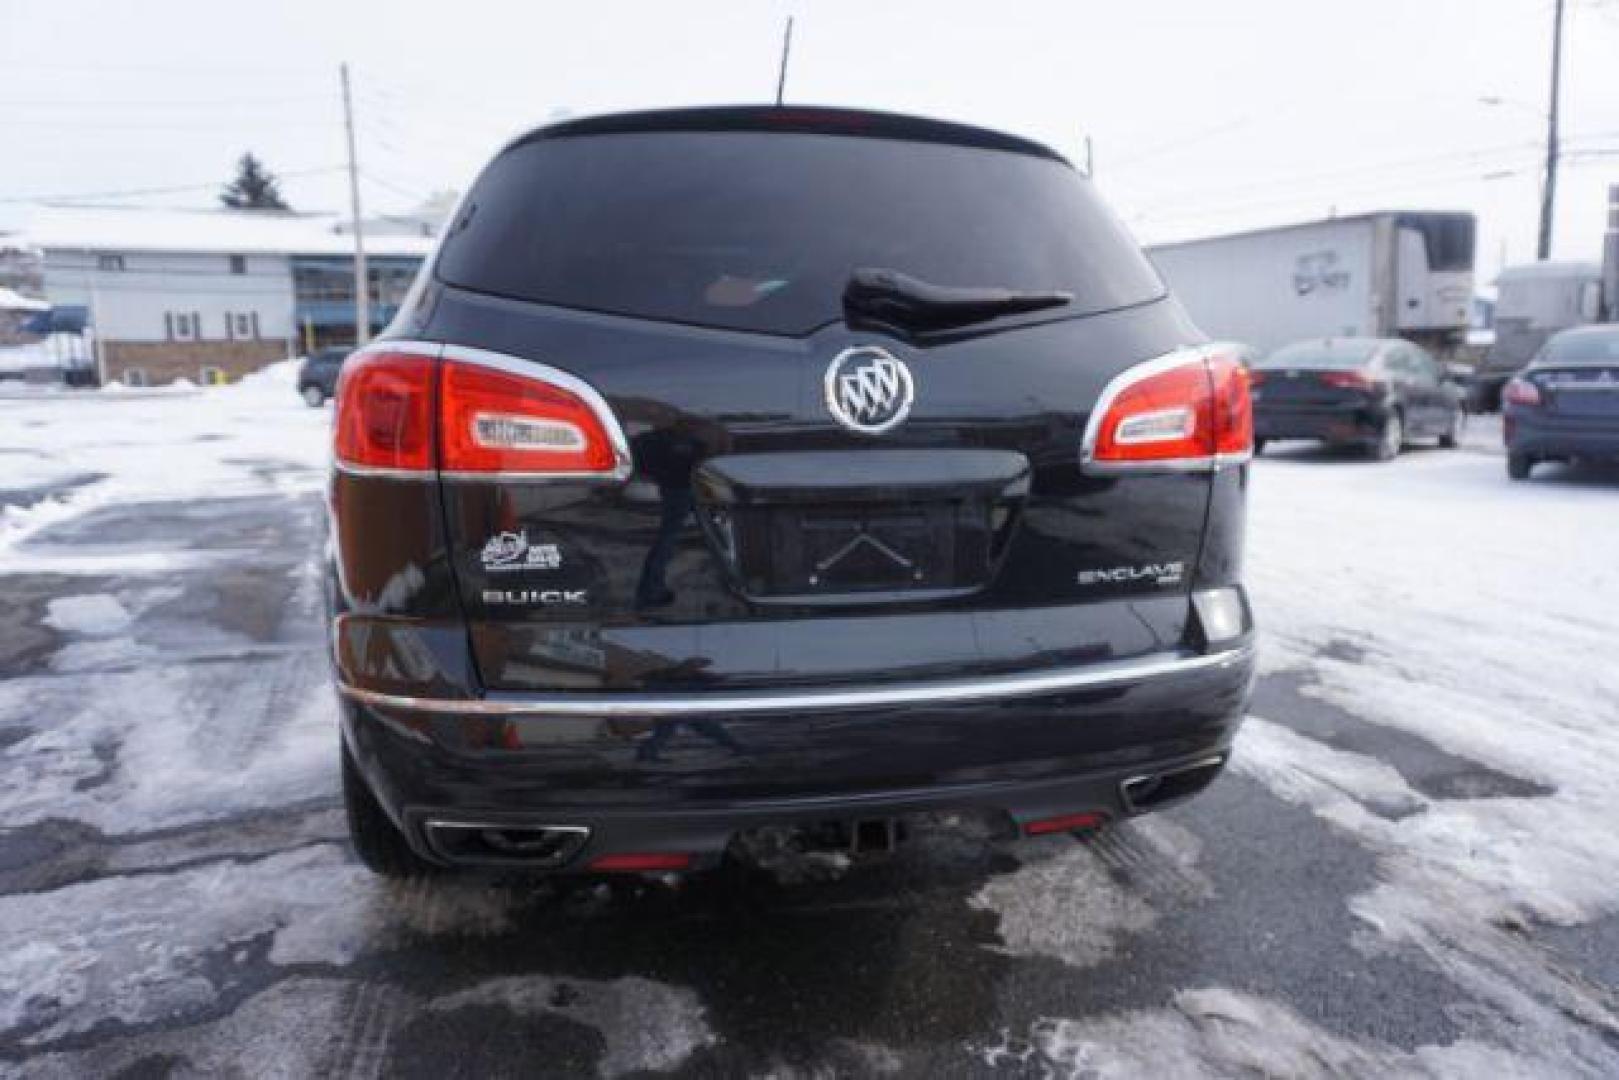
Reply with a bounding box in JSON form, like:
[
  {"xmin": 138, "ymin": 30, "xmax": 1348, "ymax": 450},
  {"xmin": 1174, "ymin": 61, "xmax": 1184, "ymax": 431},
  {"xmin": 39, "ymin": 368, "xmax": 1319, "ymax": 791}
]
[{"xmin": 406, "ymin": 109, "xmax": 1239, "ymax": 693}]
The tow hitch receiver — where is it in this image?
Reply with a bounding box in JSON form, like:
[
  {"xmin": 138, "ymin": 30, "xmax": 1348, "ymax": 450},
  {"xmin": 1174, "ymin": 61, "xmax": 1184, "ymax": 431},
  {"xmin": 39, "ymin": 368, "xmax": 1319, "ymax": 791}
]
[{"xmin": 850, "ymin": 818, "xmax": 902, "ymax": 857}]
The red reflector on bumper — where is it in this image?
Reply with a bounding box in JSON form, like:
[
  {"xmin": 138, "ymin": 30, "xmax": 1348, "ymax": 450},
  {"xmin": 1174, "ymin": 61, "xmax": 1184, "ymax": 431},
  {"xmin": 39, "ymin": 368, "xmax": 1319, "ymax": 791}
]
[
  {"xmin": 587, "ymin": 852, "xmax": 696, "ymax": 873},
  {"xmin": 1023, "ymin": 811, "xmax": 1107, "ymax": 837}
]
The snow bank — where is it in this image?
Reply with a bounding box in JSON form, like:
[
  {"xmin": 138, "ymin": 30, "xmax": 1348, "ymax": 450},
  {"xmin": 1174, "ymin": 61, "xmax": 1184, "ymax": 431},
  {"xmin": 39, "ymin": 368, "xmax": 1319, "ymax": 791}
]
[{"xmin": 0, "ymin": 366, "xmax": 329, "ymax": 570}]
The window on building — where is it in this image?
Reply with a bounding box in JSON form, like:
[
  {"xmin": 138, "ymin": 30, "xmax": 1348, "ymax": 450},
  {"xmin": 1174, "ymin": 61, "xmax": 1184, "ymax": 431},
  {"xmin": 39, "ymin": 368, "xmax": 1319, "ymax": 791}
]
[
  {"xmin": 229, "ymin": 255, "xmax": 247, "ymax": 275},
  {"xmin": 98, "ymin": 253, "xmax": 126, "ymax": 272},
  {"xmin": 294, "ymin": 264, "xmax": 354, "ymax": 303},
  {"xmin": 235, "ymin": 313, "xmax": 252, "ymax": 339},
  {"xmin": 123, "ymin": 368, "xmax": 148, "ymax": 387},
  {"xmin": 167, "ymin": 312, "xmax": 200, "ymax": 341}
]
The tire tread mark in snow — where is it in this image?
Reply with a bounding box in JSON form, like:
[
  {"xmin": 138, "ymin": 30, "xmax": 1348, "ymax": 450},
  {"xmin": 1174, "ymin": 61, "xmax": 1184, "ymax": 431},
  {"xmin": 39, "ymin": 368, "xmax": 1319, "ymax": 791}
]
[{"xmin": 333, "ymin": 980, "xmax": 404, "ymax": 1080}]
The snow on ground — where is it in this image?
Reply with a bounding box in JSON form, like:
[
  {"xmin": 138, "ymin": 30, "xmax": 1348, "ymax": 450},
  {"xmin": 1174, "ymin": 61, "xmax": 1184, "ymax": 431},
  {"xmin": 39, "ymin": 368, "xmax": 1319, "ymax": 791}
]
[
  {"xmin": 1232, "ymin": 437, "xmax": 1619, "ymax": 1070},
  {"xmin": 971, "ymin": 818, "xmax": 1209, "ymax": 970},
  {"xmin": 0, "ymin": 361, "xmax": 328, "ymax": 571},
  {"xmin": 0, "ymin": 844, "xmax": 510, "ymax": 1044},
  {"xmin": 3, "ymin": 374, "xmax": 1618, "ymax": 1074},
  {"xmin": 0, "ymin": 651, "xmax": 337, "ymax": 833},
  {"xmin": 1246, "ymin": 436, "xmax": 1619, "ymax": 925},
  {"xmin": 0, "ymin": 365, "xmax": 339, "ymax": 835},
  {"xmin": 974, "ymin": 988, "xmax": 1534, "ymax": 1078}
]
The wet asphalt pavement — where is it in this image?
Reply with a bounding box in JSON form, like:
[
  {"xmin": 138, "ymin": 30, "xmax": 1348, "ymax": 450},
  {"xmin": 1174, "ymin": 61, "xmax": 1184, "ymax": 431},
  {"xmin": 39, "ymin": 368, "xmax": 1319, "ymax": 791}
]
[{"xmin": 2, "ymin": 438, "xmax": 1617, "ymax": 1077}]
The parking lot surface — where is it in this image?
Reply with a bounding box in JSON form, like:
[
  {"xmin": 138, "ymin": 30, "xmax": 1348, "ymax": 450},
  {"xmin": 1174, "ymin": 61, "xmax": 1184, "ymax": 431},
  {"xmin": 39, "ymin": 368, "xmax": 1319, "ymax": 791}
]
[{"xmin": 2, "ymin": 370, "xmax": 1617, "ymax": 1077}]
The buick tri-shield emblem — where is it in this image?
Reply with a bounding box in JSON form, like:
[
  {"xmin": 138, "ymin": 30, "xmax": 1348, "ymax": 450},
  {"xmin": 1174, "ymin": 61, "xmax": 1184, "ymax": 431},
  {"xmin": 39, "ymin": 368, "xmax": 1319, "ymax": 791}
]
[{"xmin": 824, "ymin": 346, "xmax": 915, "ymax": 434}]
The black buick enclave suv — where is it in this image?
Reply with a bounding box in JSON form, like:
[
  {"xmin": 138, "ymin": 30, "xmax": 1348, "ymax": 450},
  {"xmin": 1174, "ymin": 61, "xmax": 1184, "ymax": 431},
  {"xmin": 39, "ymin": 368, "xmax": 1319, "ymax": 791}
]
[{"xmin": 328, "ymin": 106, "xmax": 1256, "ymax": 877}]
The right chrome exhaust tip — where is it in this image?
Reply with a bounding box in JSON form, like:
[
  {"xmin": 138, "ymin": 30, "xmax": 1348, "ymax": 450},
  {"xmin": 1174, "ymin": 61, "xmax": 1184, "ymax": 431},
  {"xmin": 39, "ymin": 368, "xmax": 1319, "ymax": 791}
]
[{"xmin": 1120, "ymin": 754, "xmax": 1228, "ymax": 814}]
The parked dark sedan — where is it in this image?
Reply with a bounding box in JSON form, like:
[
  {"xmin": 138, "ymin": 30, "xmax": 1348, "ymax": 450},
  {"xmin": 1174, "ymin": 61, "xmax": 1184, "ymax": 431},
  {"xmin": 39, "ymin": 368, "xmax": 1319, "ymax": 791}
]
[
  {"xmin": 327, "ymin": 106, "xmax": 1256, "ymax": 878},
  {"xmin": 296, "ymin": 346, "xmax": 349, "ymax": 406},
  {"xmin": 1504, "ymin": 324, "xmax": 1619, "ymax": 480},
  {"xmin": 1251, "ymin": 337, "xmax": 1463, "ymax": 460}
]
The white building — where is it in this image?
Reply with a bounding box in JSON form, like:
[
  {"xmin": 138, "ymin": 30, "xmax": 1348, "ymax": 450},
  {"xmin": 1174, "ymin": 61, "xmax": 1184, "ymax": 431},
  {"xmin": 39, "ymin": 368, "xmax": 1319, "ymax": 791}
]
[{"xmin": 17, "ymin": 205, "xmax": 433, "ymax": 385}]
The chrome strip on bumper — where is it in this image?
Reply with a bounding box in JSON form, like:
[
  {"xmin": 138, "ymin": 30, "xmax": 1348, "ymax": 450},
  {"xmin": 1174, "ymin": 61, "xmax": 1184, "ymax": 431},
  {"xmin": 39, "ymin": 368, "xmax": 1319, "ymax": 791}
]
[{"xmin": 338, "ymin": 643, "xmax": 1255, "ymax": 718}]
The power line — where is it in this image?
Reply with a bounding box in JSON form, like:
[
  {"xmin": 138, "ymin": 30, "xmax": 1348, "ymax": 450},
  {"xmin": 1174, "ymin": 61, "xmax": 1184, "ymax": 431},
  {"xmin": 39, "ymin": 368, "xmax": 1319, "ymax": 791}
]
[
  {"xmin": 1120, "ymin": 133, "xmax": 1619, "ymax": 209},
  {"xmin": 360, "ymin": 170, "xmax": 431, "ymax": 203},
  {"xmin": 0, "ymin": 167, "xmax": 345, "ymax": 205},
  {"xmin": 1128, "ymin": 157, "xmax": 1549, "ymax": 229}
]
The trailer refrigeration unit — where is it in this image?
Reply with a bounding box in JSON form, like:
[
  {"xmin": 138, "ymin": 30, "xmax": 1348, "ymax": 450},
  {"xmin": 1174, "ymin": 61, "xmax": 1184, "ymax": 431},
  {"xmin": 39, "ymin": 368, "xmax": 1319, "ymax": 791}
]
[{"xmin": 1145, "ymin": 211, "xmax": 1477, "ymax": 357}]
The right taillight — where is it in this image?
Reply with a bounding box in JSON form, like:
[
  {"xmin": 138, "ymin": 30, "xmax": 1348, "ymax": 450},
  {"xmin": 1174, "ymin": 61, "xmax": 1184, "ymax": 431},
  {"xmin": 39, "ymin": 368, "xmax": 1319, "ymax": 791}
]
[
  {"xmin": 1503, "ymin": 377, "xmax": 1542, "ymax": 407},
  {"xmin": 333, "ymin": 344, "xmax": 628, "ymax": 479},
  {"xmin": 1083, "ymin": 345, "xmax": 1253, "ymax": 472}
]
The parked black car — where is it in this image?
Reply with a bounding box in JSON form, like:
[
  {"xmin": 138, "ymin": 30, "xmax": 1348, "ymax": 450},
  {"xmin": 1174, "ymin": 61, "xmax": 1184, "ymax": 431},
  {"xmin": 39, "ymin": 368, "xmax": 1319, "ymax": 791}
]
[
  {"xmin": 1503, "ymin": 324, "xmax": 1619, "ymax": 480},
  {"xmin": 297, "ymin": 346, "xmax": 349, "ymax": 406},
  {"xmin": 327, "ymin": 106, "xmax": 1256, "ymax": 878},
  {"xmin": 1251, "ymin": 337, "xmax": 1463, "ymax": 460}
]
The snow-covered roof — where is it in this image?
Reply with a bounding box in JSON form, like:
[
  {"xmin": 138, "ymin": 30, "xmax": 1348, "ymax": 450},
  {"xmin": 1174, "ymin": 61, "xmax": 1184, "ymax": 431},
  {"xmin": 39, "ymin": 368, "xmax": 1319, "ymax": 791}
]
[
  {"xmin": 16, "ymin": 204, "xmax": 435, "ymax": 258},
  {"xmin": 0, "ymin": 286, "xmax": 50, "ymax": 312}
]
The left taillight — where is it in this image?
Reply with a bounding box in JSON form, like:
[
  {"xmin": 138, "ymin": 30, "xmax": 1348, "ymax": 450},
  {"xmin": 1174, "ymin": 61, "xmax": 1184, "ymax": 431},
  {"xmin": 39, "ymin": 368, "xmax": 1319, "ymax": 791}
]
[
  {"xmin": 1083, "ymin": 345, "xmax": 1253, "ymax": 472},
  {"xmin": 333, "ymin": 349, "xmax": 438, "ymax": 474},
  {"xmin": 333, "ymin": 345, "xmax": 628, "ymax": 480},
  {"xmin": 1321, "ymin": 371, "xmax": 1376, "ymax": 392}
]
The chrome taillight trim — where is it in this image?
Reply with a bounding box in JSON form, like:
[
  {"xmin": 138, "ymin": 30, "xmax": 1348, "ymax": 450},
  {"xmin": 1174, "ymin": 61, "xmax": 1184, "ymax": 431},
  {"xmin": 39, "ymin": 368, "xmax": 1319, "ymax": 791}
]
[
  {"xmin": 336, "ymin": 642, "xmax": 1255, "ymax": 718},
  {"xmin": 1080, "ymin": 344, "xmax": 1250, "ymax": 476}
]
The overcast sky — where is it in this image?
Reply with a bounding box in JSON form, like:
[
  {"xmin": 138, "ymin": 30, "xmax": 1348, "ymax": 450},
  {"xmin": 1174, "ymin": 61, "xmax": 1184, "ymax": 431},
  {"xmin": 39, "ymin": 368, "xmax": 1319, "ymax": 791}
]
[{"xmin": 3, "ymin": 0, "xmax": 1617, "ymax": 277}]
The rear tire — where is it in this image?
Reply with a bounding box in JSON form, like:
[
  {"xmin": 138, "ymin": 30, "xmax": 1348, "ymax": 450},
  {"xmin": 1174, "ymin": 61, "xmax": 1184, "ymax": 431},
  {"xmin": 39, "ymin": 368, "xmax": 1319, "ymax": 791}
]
[
  {"xmin": 301, "ymin": 384, "xmax": 326, "ymax": 408},
  {"xmin": 1438, "ymin": 411, "xmax": 1461, "ymax": 449},
  {"xmin": 342, "ymin": 742, "xmax": 437, "ymax": 878},
  {"xmin": 1371, "ymin": 410, "xmax": 1403, "ymax": 461},
  {"xmin": 1507, "ymin": 453, "xmax": 1534, "ymax": 481}
]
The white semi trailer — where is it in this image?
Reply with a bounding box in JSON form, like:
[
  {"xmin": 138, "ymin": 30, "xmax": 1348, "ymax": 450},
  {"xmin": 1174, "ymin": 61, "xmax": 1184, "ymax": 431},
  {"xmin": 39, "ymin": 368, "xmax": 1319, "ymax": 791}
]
[{"xmin": 1145, "ymin": 211, "xmax": 1476, "ymax": 357}]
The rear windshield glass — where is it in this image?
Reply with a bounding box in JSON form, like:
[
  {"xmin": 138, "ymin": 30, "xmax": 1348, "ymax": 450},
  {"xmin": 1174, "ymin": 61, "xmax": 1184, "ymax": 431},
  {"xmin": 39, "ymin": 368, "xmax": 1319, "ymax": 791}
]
[
  {"xmin": 1260, "ymin": 340, "xmax": 1380, "ymax": 369},
  {"xmin": 434, "ymin": 131, "xmax": 1164, "ymax": 335},
  {"xmin": 1541, "ymin": 330, "xmax": 1619, "ymax": 363}
]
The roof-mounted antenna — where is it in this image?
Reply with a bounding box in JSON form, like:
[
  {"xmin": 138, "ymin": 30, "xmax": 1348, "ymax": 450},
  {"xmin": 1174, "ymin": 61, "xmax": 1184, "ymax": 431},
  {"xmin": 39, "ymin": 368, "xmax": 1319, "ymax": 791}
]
[{"xmin": 775, "ymin": 16, "xmax": 794, "ymax": 106}]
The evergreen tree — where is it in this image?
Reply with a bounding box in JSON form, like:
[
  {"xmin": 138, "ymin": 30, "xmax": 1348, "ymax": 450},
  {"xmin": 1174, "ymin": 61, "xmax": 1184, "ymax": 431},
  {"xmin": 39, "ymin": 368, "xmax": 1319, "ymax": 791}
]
[{"xmin": 220, "ymin": 153, "xmax": 289, "ymax": 211}]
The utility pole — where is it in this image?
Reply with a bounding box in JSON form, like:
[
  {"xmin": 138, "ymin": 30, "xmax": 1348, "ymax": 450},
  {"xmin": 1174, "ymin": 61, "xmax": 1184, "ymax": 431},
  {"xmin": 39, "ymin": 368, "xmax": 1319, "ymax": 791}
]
[
  {"xmin": 340, "ymin": 63, "xmax": 370, "ymax": 347},
  {"xmin": 1083, "ymin": 135, "xmax": 1094, "ymax": 178},
  {"xmin": 775, "ymin": 16, "xmax": 794, "ymax": 105},
  {"xmin": 1602, "ymin": 183, "xmax": 1619, "ymax": 320},
  {"xmin": 1538, "ymin": 0, "xmax": 1565, "ymax": 260}
]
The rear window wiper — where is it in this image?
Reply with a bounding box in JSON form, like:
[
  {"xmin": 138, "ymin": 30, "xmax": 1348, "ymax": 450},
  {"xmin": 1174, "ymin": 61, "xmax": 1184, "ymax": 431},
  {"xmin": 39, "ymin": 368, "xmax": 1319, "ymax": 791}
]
[{"xmin": 843, "ymin": 267, "xmax": 1072, "ymax": 332}]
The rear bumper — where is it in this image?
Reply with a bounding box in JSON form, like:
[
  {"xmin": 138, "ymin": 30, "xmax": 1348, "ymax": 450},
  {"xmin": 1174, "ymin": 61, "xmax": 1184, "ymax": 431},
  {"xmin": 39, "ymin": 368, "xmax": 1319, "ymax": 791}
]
[
  {"xmin": 338, "ymin": 640, "xmax": 1256, "ymax": 870},
  {"xmin": 1255, "ymin": 403, "xmax": 1387, "ymax": 443},
  {"xmin": 1506, "ymin": 411, "xmax": 1619, "ymax": 460}
]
